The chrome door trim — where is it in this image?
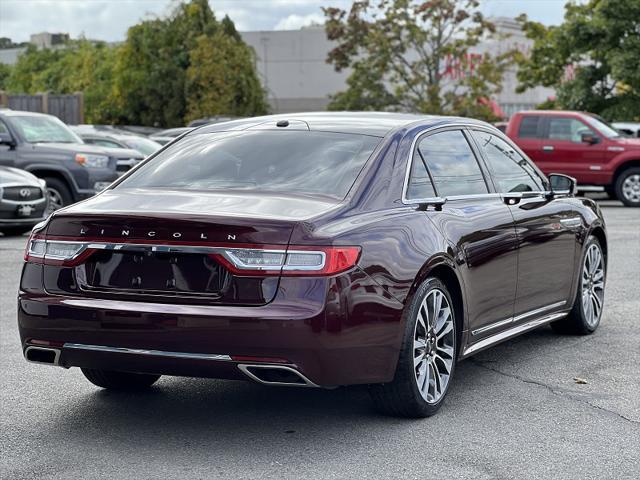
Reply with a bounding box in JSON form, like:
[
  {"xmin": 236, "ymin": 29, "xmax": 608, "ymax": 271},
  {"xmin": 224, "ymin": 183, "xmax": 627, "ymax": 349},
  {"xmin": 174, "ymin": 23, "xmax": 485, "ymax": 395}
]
[
  {"xmin": 63, "ymin": 343, "xmax": 233, "ymax": 361},
  {"xmin": 463, "ymin": 311, "xmax": 568, "ymax": 357},
  {"xmin": 471, "ymin": 300, "xmax": 566, "ymax": 336}
]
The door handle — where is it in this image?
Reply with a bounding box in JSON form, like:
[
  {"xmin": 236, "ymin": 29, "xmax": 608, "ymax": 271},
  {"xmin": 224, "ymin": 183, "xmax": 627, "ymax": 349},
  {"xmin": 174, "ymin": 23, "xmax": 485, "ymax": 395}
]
[
  {"xmin": 502, "ymin": 191, "xmax": 542, "ymax": 205},
  {"xmin": 542, "ymin": 145, "xmax": 554, "ymax": 152}
]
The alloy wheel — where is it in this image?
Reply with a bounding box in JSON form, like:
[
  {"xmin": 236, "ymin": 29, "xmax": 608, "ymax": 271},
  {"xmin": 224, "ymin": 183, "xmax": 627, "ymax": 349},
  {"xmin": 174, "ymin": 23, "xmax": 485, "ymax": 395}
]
[
  {"xmin": 581, "ymin": 243, "xmax": 605, "ymax": 327},
  {"xmin": 413, "ymin": 288, "xmax": 455, "ymax": 404},
  {"xmin": 621, "ymin": 174, "xmax": 640, "ymax": 203},
  {"xmin": 46, "ymin": 187, "xmax": 64, "ymax": 214}
]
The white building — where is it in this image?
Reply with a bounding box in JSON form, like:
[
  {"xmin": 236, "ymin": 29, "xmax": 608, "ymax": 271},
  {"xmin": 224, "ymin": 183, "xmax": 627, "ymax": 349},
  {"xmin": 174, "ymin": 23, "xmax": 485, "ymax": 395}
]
[{"xmin": 240, "ymin": 18, "xmax": 555, "ymax": 117}]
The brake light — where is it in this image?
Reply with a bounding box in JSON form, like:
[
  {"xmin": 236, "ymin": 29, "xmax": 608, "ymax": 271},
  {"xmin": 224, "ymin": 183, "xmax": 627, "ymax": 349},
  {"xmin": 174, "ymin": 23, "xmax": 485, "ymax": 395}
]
[
  {"xmin": 25, "ymin": 236, "xmax": 92, "ymax": 266},
  {"xmin": 212, "ymin": 245, "xmax": 360, "ymax": 276},
  {"xmin": 24, "ymin": 234, "xmax": 361, "ymax": 276}
]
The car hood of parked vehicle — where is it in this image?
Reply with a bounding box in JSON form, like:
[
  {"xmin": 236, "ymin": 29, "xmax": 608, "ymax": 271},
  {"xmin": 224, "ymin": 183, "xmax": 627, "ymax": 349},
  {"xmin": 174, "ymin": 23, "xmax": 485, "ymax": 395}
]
[
  {"xmin": 0, "ymin": 166, "xmax": 43, "ymax": 186},
  {"xmin": 611, "ymin": 137, "xmax": 640, "ymax": 148},
  {"xmin": 31, "ymin": 142, "xmax": 144, "ymax": 159}
]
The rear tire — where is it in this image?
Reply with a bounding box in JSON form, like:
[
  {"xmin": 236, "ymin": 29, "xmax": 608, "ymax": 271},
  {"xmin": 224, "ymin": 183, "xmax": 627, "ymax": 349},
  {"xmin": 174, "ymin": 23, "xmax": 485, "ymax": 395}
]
[
  {"xmin": 551, "ymin": 236, "xmax": 605, "ymax": 335},
  {"xmin": 614, "ymin": 167, "xmax": 640, "ymax": 207},
  {"xmin": 42, "ymin": 177, "xmax": 73, "ymax": 214},
  {"xmin": 370, "ymin": 278, "xmax": 457, "ymax": 418},
  {"xmin": 81, "ymin": 368, "xmax": 160, "ymax": 390}
]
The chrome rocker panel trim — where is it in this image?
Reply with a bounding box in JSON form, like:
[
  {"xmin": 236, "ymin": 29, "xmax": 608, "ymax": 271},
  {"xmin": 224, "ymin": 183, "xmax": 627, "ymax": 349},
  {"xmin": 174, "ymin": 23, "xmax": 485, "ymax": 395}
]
[{"xmin": 462, "ymin": 311, "xmax": 568, "ymax": 358}]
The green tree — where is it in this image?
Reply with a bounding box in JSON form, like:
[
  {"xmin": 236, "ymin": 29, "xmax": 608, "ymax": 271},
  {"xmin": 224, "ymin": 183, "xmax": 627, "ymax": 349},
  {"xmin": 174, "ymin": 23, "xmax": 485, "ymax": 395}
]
[
  {"xmin": 185, "ymin": 32, "xmax": 268, "ymax": 122},
  {"xmin": 516, "ymin": 0, "xmax": 640, "ymax": 120},
  {"xmin": 6, "ymin": 40, "xmax": 119, "ymax": 123},
  {"xmin": 0, "ymin": 63, "xmax": 12, "ymax": 90},
  {"xmin": 113, "ymin": 0, "xmax": 267, "ymax": 127},
  {"xmin": 323, "ymin": 0, "xmax": 511, "ymax": 120},
  {"xmin": 5, "ymin": 0, "xmax": 267, "ymax": 126}
]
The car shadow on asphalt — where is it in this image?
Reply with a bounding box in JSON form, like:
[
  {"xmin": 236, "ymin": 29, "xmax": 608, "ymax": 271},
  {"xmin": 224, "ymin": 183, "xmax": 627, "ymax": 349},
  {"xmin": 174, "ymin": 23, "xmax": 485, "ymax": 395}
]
[{"xmin": 41, "ymin": 325, "xmax": 589, "ymax": 443}]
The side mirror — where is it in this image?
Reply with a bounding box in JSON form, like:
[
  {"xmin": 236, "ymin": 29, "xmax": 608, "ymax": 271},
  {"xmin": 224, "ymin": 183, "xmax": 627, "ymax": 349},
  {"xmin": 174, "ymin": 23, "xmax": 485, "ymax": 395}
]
[
  {"xmin": 0, "ymin": 132, "xmax": 16, "ymax": 147},
  {"xmin": 580, "ymin": 132, "xmax": 598, "ymax": 144},
  {"xmin": 549, "ymin": 173, "xmax": 577, "ymax": 196}
]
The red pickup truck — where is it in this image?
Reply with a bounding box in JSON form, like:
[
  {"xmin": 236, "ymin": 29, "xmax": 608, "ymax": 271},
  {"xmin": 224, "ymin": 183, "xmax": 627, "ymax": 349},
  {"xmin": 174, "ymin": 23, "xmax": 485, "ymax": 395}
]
[{"xmin": 506, "ymin": 110, "xmax": 640, "ymax": 207}]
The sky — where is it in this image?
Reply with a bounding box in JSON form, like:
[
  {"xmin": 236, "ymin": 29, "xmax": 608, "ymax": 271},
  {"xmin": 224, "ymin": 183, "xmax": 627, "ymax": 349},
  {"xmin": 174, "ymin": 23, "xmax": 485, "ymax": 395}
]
[{"xmin": 0, "ymin": 0, "xmax": 572, "ymax": 43}]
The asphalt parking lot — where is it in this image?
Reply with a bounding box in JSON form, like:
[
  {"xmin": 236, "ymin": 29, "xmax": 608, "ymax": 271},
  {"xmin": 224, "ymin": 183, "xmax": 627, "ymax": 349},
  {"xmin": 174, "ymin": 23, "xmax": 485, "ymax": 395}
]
[{"xmin": 1, "ymin": 198, "xmax": 639, "ymax": 480}]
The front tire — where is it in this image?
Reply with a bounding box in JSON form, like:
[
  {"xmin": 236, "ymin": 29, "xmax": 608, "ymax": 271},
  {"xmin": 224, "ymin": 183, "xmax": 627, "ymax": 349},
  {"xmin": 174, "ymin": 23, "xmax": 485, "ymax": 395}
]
[
  {"xmin": 551, "ymin": 236, "xmax": 605, "ymax": 335},
  {"xmin": 82, "ymin": 368, "xmax": 161, "ymax": 390},
  {"xmin": 42, "ymin": 177, "xmax": 73, "ymax": 214},
  {"xmin": 614, "ymin": 167, "xmax": 640, "ymax": 207},
  {"xmin": 370, "ymin": 278, "xmax": 457, "ymax": 418}
]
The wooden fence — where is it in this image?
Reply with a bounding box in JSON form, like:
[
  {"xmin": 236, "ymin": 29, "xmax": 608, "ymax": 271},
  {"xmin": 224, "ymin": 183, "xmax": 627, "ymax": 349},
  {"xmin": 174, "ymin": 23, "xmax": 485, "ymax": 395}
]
[{"xmin": 0, "ymin": 91, "xmax": 84, "ymax": 124}]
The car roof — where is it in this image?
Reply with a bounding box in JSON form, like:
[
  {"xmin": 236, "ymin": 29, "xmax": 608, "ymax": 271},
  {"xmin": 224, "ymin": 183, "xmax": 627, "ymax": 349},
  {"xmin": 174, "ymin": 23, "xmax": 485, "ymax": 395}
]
[
  {"xmin": 0, "ymin": 109, "xmax": 55, "ymax": 118},
  {"xmin": 194, "ymin": 112, "xmax": 491, "ymax": 137}
]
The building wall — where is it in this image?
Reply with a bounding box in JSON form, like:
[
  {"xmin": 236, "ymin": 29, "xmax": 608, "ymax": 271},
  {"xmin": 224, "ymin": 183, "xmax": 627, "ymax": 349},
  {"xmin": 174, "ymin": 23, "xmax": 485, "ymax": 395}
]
[{"xmin": 241, "ymin": 18, "xmax": 555, "ymax": 117}]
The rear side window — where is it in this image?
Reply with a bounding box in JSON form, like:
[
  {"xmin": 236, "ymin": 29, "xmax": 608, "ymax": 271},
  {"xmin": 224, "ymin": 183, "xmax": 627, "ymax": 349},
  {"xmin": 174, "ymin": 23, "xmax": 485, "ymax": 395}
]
[
  {"xmin": 518, "ymin": 116, "xmax": 541, "ymax": 138},
  {"xmin": 473, "ymin": 131, "xmax": 544, "ymax": 193},
  {"xmin": 416, "ymin": 130, "xmax": 488, "ymax": 197},
  {"xmin": 118, "ymin": 130, "xmax": 380, "ymax": 200},
  {"xmin": 406, "ymin": 148, "xmax": 436, "ymax": 199}
]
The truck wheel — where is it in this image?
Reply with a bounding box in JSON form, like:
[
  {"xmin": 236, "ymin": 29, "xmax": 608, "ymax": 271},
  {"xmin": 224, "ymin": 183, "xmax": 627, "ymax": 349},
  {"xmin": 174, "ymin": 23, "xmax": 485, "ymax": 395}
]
[
  {"xmin": 614, "ymin": 167, "xmax": 640, "ymax": 207},
  {"xmin": 43, "ymin": 177, "xmax": 73, "ymax": 214}
]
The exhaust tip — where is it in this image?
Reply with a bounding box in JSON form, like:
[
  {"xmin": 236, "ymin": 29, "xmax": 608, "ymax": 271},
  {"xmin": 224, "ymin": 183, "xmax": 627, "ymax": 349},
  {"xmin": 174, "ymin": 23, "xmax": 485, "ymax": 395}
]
[
  {"xmin": 238, "ymin": 364, "xmax": 318, "ymax": 387},
  {"xmin": 24, "ymin": 346, "xmax": 61, "ymax": 366}
]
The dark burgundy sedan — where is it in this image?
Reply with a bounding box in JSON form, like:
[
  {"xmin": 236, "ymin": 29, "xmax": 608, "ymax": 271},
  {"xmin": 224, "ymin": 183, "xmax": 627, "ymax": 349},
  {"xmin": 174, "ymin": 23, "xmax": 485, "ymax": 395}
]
[{"xmin": 18, "ymin": 113, "xmax": 607, "ymax": 417}]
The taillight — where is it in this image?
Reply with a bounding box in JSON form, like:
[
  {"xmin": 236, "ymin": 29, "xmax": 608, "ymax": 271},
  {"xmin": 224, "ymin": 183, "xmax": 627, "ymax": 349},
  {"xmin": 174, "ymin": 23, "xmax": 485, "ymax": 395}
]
[
  {"xmin": 25, "ymin": 236, "xmax": 90, "ymax": 266},
  {"xmin": 24, "ymin": 234, "xmax": 361, "ymax": 276},
  {"xmin": 212, "ymin": 245, "xmax": 361, "ymax": 276}
]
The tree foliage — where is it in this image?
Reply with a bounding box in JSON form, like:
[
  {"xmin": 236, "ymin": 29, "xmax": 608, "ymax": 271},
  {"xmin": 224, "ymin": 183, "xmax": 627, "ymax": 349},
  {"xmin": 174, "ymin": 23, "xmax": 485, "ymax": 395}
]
[
  {"xmin": 4, "ymin": 0, "xmax": 267, "ymax": 126},
  {"xmin": 516, "ymin": 0, "xmax": 640, "ymax": 120},
  {"xmin": 323, "ymin": 0, "xmax": 511, "ymax": 120}
]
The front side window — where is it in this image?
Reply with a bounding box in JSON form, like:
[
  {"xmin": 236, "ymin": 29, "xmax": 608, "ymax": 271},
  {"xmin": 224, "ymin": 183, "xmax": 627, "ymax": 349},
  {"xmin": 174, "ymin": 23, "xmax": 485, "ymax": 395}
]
[
  {"xmin": 546, "ymin": 117, "xmax": 595, "ymax": 143},
  {"xmin": 473, "ymin": 131, "xmax": 544, "ymax": 193},
  {"xmin": 118, "ymin": 130, "xmax": 380, "ymax": 200},
  {"xmin": 416, "ymin": 130, "xmax": 488, "ymax": 197},
  {"xmin": 10, "ymin": 115, "xmax": 82, "ymax": 144}
]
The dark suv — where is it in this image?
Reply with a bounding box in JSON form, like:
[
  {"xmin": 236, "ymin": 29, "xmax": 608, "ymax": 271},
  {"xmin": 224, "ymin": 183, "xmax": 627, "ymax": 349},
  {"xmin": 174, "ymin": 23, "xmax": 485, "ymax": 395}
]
[{"xmin": 0, "ymin": 110, "xmax": 144, "ymax": 212}]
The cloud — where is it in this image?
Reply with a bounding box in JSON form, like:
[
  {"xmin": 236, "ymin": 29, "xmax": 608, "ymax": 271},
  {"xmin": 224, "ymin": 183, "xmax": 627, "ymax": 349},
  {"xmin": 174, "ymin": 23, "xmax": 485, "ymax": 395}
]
[{"xmin": 274, "ymin": 13, "xmax": 325, "ymax": 30}]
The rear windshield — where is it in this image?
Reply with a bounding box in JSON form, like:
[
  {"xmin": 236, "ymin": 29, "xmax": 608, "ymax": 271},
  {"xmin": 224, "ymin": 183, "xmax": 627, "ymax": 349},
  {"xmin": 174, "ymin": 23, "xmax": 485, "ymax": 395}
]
[{"xmin": 117, "ymin": 130, "xmax": 380, "ymax": 199}]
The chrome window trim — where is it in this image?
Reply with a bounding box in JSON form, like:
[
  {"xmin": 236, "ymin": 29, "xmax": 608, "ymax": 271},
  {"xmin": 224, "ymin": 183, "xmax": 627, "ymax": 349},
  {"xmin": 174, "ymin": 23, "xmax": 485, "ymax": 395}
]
[
  {"xmin": 401, "ymin": 123, "xmax": 495, "ymax": 205},
  {"xmin": 471, "ymin": 300, "xmax": 567, "ymax": 336}
]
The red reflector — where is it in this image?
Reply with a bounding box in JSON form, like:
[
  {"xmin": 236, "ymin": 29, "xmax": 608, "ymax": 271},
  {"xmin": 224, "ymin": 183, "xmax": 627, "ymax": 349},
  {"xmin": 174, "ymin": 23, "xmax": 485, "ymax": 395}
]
[{"xmin": 231, "ymin": 355, "xmax": 290, "ymax": 364}]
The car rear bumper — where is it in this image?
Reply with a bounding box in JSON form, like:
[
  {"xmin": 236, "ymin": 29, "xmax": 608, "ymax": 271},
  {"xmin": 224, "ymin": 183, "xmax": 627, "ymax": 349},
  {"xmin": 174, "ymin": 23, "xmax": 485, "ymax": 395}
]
[{"xmin": 18, "ymin": 273, "xmax": 404, "ymax": 387}]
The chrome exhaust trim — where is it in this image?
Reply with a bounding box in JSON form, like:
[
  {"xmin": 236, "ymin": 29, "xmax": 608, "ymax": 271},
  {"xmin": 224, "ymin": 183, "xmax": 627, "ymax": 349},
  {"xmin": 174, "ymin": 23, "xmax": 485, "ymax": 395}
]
[
  {"xmin": 24, "ymin": 346, "xmax": 61, "ymax": 366},
  {"xmin": 238, "ymin": 364, "xmax": 319, "ymax": 388}
]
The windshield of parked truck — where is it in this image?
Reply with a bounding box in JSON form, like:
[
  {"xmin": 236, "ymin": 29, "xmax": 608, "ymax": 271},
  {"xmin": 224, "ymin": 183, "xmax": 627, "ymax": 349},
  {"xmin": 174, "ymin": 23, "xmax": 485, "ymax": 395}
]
[
  {"xmin": 584, "ymin": 115, "xmax": 622, "ymax": 139},
  {"xmin": 11, "ymin": 115, "xmax": 83, "ymax": 144}
]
